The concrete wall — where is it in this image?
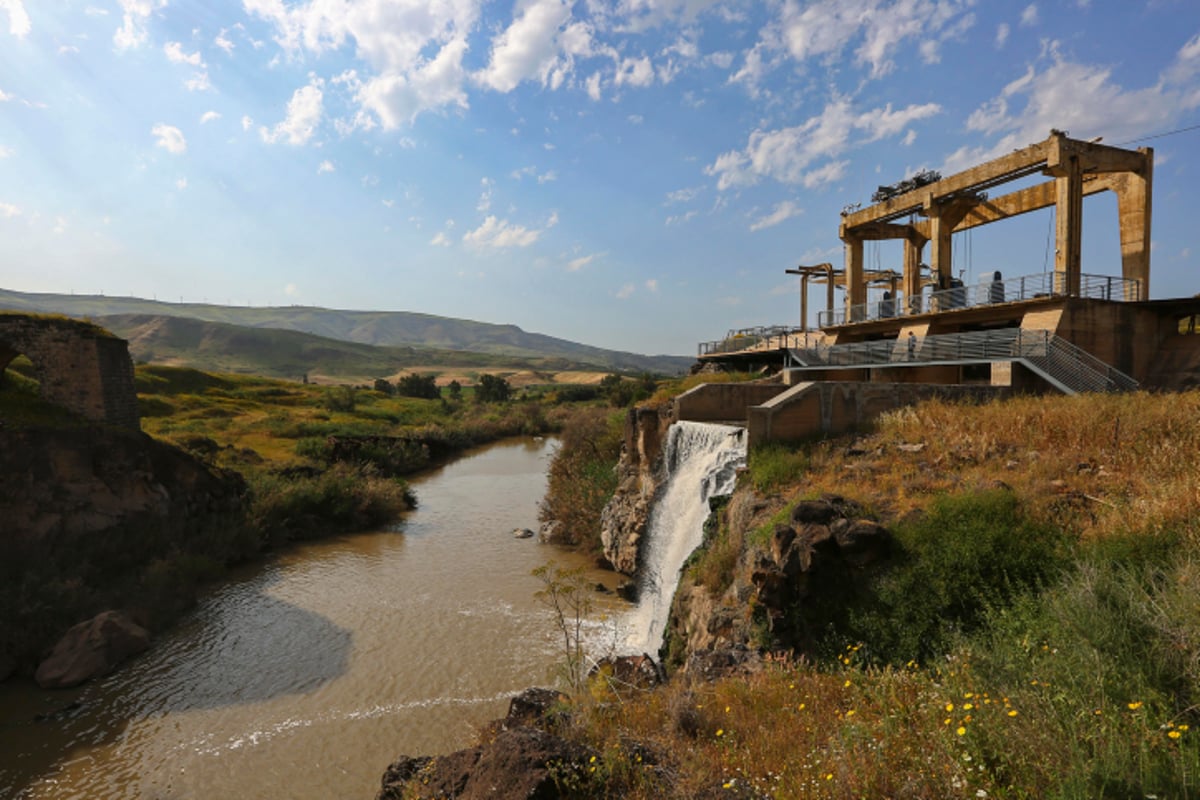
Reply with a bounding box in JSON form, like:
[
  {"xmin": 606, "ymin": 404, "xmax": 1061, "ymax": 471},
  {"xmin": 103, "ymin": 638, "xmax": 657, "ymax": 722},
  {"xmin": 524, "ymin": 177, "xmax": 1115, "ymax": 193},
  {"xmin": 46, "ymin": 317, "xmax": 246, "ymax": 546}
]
[
  {"xmin": 747, "ymin": 381, "xmax": 1008, "ymax": 448},
  {"xmin": 0, "ymin": 314, "xmax": 140, "ymax": 430},
  {"xmin": 675, "ymin": 382, "xmax": 786, "ymax": 423}
]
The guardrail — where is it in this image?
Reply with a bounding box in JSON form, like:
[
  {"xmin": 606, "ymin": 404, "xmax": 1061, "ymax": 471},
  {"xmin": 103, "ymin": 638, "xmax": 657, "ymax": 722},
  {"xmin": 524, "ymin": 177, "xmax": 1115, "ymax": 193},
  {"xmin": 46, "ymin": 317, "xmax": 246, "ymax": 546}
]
[
  {"xmin": 786, "ymin": 328, "xmax": 1138, "ymax": 394},
  {"xmin": 818, "ymin": 272, "xmax": 1141, "ymax": 328},
  {"xmin": 699, "ymin": 325, "xmax": 819, "ymax": 356}
]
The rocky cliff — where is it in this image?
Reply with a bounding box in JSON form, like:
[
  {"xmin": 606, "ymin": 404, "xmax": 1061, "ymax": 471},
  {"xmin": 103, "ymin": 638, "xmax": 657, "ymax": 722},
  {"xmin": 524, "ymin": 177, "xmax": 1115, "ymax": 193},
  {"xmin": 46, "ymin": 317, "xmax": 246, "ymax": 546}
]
[
  {"xmin": 598, "ymin": 405, "xmax": 674, "ymax": 578},
  {"xmin": 0, "ymin": 425, "xmax": 247, "ymax": 680}
]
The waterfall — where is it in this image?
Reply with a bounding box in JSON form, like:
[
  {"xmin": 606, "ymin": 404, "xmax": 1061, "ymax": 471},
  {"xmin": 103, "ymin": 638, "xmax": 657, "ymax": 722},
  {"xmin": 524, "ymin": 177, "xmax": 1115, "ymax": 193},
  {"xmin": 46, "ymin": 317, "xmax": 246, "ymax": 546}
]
[{"xmin": 622, "ymin": 421, "xmax": 747, "ymax": 656}]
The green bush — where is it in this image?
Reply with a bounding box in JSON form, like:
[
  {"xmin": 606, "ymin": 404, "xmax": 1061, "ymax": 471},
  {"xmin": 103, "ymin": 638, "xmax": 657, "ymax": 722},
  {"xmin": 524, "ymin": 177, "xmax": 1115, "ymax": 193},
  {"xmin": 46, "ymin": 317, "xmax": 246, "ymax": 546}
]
[
  {"xmin": 538, "ymin": 408, "xmax": 623, "ymax": 551},
  {"xmin": 746, "ymin": 442, "xmax": 810, "ymax": 494},
  {"xmin": 847, "ymin": 489, "xmax": 1068, "ymax": 664}
]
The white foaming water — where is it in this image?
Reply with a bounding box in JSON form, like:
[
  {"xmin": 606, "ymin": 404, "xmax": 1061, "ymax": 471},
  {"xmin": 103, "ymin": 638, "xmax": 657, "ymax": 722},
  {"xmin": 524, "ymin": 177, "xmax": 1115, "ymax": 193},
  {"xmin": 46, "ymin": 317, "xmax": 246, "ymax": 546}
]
[{"xmin": 622, "ymin": 421, "xmax": 747, "ymax": 656}]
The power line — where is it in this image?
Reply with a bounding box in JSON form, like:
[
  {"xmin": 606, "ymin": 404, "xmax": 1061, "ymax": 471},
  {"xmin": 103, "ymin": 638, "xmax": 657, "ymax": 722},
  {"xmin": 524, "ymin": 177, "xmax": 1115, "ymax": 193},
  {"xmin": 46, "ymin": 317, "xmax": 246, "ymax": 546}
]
[{"xmin": 1116, "ymin": 122, "xmax": 1200, "ymax": 146}]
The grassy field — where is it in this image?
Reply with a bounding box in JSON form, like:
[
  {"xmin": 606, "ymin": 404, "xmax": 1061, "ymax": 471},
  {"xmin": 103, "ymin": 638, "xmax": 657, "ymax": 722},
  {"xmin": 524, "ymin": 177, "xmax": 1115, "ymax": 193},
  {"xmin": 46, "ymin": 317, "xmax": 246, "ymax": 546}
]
[{"xmin": 536, "ymin": 389, "xmax": 1200, "ymax": 799}]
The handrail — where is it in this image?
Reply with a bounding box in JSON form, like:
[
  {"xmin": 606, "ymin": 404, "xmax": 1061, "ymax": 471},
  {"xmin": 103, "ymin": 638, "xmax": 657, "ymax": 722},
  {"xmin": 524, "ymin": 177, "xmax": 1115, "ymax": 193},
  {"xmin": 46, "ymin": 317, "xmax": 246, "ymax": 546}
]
[
  {"xmin": 818, "ymin": 271, "xmax": 1142, "ymax": 328},
  {"xmin": 786, "ymin": 328, "xmax": 1138, "ymax": 394},
  {"xmin": 699, "ymin": 326, "xmax": 821, "ymax": 356}
]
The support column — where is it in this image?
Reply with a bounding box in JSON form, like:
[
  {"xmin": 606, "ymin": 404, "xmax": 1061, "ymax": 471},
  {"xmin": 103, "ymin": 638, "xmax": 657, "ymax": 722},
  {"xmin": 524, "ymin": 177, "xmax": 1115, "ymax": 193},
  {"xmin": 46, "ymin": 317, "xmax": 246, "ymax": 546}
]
[
  {"xmin": 1054, "ymin": 154, "xmax": 1083, "ymax": 296},
  {"xmin": 844, "ymin": 237, "xmax": 864, "ymax": 321},
  {"xmin": 799, "ymin": 273, "xmax": 809, "ymax": 332},
  {"xmin": 928, "ymin": 209, "xmax": 953, "ymax": 291},
  {"xmin": 1115, "ymin": 149, "xmax": 1152, "ymax": 300},
  {"xmin": 902, "ymin": 235, "xmax": 926, "ymax": 314}
]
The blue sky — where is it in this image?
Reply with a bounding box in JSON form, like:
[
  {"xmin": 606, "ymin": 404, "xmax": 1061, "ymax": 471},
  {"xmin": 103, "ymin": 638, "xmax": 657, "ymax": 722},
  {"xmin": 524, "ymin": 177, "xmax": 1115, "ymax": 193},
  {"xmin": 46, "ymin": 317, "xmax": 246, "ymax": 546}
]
[{"xmin": 1, "ymin": 1, "xmax": 1199, "ymax": 356}]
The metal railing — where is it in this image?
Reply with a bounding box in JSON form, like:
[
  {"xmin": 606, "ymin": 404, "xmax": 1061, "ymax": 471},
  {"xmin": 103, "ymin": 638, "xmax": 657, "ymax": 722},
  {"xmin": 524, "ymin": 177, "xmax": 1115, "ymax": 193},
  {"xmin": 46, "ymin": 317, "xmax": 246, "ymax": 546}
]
[
  {"xmin": 818, "ymin": 272, "xmax": 1142, "ymax": 328},
  {"xmin": 699, "ymin": 325, "xmax": 822, "ymax": 356},
  {"xmin": 786, "ymin": 328, "xmax": 1138, "ymax": 394}
]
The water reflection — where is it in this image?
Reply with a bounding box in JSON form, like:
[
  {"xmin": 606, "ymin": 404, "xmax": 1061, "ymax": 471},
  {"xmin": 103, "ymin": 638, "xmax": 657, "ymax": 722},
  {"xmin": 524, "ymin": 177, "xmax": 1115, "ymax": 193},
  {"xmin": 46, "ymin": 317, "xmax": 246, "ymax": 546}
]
[{"xmin": 0, "ymin": 437, "xmax": 600, "ymax": 800}]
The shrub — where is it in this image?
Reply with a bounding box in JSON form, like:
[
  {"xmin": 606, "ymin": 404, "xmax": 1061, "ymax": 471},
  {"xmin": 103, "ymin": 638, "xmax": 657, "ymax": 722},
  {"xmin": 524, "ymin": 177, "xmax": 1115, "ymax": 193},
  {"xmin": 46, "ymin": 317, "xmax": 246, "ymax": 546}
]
[
  {"xmin": 846, "ymin": 489, "xmax": 1068, "ymax": 664},
  {"xmin": 321, "ymin": 385, "xmax": 357, "ymax": 412},
  {"xmin": 746, "ymin": 442, "xmax": 810, "ymax": 494},
  {"xmin": 476, "ymin": 373, "xmax": 511, "ymax": 403},
  {"xmin": 396, "ymin": 373, "xmax": 439, "ymax": 399},
  {"xmin": 538, "ymin": 407, "xmax": 623, "ymax": 551}
]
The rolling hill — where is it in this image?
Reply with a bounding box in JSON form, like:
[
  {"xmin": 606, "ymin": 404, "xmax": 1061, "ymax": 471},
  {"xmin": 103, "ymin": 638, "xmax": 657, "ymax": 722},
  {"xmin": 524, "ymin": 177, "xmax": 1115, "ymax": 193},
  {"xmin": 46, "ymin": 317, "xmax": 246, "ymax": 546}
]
[{"xmin": 0, "ymin": 289, "xmax": 694, "ymax": 374}]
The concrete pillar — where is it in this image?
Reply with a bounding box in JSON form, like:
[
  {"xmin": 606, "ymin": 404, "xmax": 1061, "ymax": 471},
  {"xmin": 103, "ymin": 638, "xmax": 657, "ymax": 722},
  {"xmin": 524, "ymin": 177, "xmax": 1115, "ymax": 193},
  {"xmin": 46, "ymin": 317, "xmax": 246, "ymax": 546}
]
[
  {"xmin": 902, "ymin": 235, "xmax": 925, "ymax": 314},
  {"xmin": 1116, "ymin": 149, "xmax": 1152, "ymax": 300},
  {"xmin": 1054, "ymin": 154, "xmax": 1083, "ymax": 296},
  {"xmin": 799, "ymin": 273, "xmax": 809, "ymax": 332},
  {"xmin": 844, "ymin": 237, "xmax": 865, "ymax": 320},
  {"xmin": 928, "ymin": 210, "xmax": 952, "ymax": 290}
]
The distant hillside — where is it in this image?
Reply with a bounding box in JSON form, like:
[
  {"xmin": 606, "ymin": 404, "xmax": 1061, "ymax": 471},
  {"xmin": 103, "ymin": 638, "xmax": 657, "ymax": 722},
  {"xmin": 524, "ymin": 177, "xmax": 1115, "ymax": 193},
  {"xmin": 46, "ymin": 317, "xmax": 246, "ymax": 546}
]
[
  {"xmin": 0, "ymin": 289, "xmax": 693, "ymax": 374},
  {"xmin": 97, "ymin": 314, "xmax": 577, "ymax": 381}
]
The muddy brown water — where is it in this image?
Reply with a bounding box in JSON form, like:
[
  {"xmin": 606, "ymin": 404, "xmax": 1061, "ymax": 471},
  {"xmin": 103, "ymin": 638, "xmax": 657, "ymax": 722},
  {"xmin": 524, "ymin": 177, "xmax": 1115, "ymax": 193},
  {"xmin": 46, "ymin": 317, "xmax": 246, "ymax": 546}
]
[{"xmin": 0, "ymin": 437, "xmax": 612, "ymax": 799}]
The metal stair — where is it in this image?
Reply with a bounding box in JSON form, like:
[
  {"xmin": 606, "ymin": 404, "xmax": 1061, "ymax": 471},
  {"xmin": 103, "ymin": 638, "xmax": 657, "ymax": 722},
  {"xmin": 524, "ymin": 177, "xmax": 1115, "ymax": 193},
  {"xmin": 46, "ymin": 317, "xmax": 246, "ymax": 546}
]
[{"xmin": 787, "ymin": 329, "xmax": 1138, "ymax": 395}]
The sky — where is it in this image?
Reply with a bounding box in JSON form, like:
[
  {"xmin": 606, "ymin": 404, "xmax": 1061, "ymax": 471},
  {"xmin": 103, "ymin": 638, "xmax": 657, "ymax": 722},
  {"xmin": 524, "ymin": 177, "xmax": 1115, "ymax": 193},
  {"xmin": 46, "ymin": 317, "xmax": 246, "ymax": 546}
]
[{"xmin": 1, "ymin": 1, "xmax": 1199, "ymax": 357}]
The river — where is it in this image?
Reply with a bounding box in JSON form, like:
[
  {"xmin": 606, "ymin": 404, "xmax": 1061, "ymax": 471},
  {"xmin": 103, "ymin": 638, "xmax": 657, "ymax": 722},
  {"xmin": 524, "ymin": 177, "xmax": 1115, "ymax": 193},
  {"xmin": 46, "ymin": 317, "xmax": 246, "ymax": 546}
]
[{"xmin": 0, "ymin": 437, "xmax": 610, "ymax": 800}]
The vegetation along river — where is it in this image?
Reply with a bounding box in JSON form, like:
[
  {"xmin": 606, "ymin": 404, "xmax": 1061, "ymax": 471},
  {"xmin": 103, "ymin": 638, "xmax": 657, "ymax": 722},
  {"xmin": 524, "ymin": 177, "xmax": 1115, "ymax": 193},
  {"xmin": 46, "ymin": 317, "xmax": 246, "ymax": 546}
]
[{"xmin": 0, "ymin": 436, "xmax": 607, "ymax": 799}]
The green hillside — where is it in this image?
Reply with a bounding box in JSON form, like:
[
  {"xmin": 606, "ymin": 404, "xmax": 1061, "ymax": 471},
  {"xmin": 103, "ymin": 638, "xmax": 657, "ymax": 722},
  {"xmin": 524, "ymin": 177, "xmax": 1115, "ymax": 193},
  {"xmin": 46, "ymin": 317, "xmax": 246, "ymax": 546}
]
[
  {"xmin": 98, "ymin": 314, "xmax": 583, "ymax": 381},
  {"xmin": 0, "ymin": 289, "xmax": 693, "ymax": 374}
]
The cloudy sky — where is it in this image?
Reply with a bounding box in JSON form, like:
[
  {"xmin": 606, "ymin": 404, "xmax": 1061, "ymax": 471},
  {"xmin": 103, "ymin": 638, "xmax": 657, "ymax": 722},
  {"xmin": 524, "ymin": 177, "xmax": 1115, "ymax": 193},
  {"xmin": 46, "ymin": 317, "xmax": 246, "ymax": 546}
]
[{"xmin": 1, "ymin": 1, "xmax": 1199, "ymax": 356}]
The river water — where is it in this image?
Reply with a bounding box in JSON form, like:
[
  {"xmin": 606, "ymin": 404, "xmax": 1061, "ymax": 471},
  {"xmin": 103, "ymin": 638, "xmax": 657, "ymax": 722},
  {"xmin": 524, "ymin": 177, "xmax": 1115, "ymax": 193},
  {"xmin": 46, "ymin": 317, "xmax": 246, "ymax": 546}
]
[{"xmin": 0, "ymin": 437, "xmax": 609, "ymax": 800}]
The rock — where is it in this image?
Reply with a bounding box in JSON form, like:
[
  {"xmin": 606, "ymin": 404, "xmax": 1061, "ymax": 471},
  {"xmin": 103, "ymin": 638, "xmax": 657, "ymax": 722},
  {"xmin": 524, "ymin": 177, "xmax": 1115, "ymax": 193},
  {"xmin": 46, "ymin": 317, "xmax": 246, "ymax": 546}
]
[
  {"xmin": 34, "ymin": 611, "xmax": 151, "ymax": 689},
  {"xmin": 684, "ymin": 645, "xmax": 763, "ymax": 681},
  {"xmin": 591, "ymin": 654, "xmax": 662, "ymax": 690},
  {"xmin": 791, "ymin": 499, "xmax": 839, "ymax": 525},
  {"xmin": 504, "ymin": 688, "xmax": 568, "ymax": 728},
  {"xmin": 512, "ymin": 527, "xmax": 535, "ymax": 539},
  {"xmin": 617, "ymin": 581, "xmax": 639, "ymax": 602},
  {"xmin": 378, "ymin": 727, "xmax": 594, "ymax": 800},
  {"xmin": 832, "ymin": 520, "xmax": 892, "ymax": 567},
  {"xmin": 537, "ymin": 520, "xmax": 562, "ymax": 543},
  {"xmin": 896, "ymin": 442, "xmax": 926, "ymax": 453}
]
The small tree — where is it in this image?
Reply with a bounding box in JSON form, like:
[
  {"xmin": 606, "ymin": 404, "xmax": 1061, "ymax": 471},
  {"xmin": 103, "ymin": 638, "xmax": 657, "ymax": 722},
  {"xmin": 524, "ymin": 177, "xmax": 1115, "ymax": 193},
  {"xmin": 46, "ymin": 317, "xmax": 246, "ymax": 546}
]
[
  {"xmin": 533, "ymin": 563, "xmax": 593, "ymax": 692},
  {"xmin": 321, "ymin": 385, "xmax": 356, "ymax": 412},
  {"xmin": 475, "ymin": 373, "xmax": 511, "ymax": 403},
  {"xmin": 447, "ymin": 379, "xmax": 463, "ymax": 401},
  {"xmin": 373, "ymin": 377, "xmax": 394, "ymax": 395},
  {"xmin": 396, "ymin": 372, "xmax": 440, "ymax": 400}
]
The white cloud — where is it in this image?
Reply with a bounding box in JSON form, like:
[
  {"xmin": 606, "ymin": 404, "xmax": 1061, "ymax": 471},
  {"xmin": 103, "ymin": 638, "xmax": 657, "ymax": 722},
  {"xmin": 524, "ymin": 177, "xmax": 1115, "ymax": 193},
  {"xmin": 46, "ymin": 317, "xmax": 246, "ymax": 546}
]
[
  {"xmin": 114, "ymin": 0, "xmax": 164, "ymax": 50},
  {"xmin": 0, "ymin": 0, "xmax": 31, "ymax": 38},
  {"xmin": 749, "ymin": 200, "xmax": 803, "ymax": 232},
  {"xmin": 463, "ymin": 215, "xmax": 543, "ymax": 248},
  {"xmin": 0, "ymin": 202, "xmax": 20, "ymax": 217},
  {"xmin": 0, "ymin": 144, "xmax": 11, "ymax": 158},
  {"xmin": 0, "ymin": 88, "xmax": 10, "ymax": 102},
  {"xmin": 567, "ymin": 253, "xmax": 596, "ymax": 271},
  {"xmin": 706, "ymin": 98, "xmax": 939, "ymax": 190},
  {"xmin": 614, "ymin": 55, "xmax": 654, "ymax": 87},
  {"xmin": 53, "ymin": 216, "xmax": 67, "ymax": 235},
  {"xmin": 665, "ymin": 209, "xmax": 698, "ymax": 226},
  {"xmin": 200, "ymin": 110, "xmax": 221, "ymax": 124},
  {"xmin": 430, "ymin": 231, "xmax": 452, "ymax": 246},
  {"xmin": 1020, "ymin": 4, "xmax": 1038, "ymax": 27},
  {"xmin": 665, "ymin": 186, "xmax": 702, "ymax": 204},
  {"xmin": 164, "ymin": 41, "xmax": 204, "ymax": 66},
  {"xmin": 185, "ymin": 71, "xmax": 212, "ymax": 92},
  {"xmin": 214, "ymin": 28, "xmax": 234, "ymax": 54},
  {"xmin": 616, "ymin": 283, "xmax": 635, "ymax": 299},
  {"xmin": 260, "ymin": 79, "xmax": 324, "ymax": 145},
  {"xmin": 995, "ymin": 22, "xmax": 1010, "ymax": 48},
  {"xmin": 771, "ymin": 0, "xmax": 973, "ymax": 79},
  {"xmin": 317, "ymin": 159, "xmax": 335, "ymax": 173},
  {"xmin": 246, "ymin": 0, "xmax": 479, "ymax": 128},
  {"xmin": 585, "ymin": 71, "xmax": 602, "ymax": 100},
  {"xmin": 151, "ymin": 123, "xmax": 187, "ymax": 154},
  {"xmin": 477, "ymin": 0, "xmax": 577, "ymax": 92},
  {"xmin": 645, "ymin": 278, "xmax": 658, "ymax": 292},
  {"xmin": 59, "ymin": 44, "xmax": 80, "ymax": 55},
  {"xmin": 175, "ymin": 177, "xmax": 187, "ymax": 190},
  {"xmin": 241, "ymin": 115, "xmax": 253, "ymax": 131},
  {"xmin": 477, "ymin": 177, "xmax": 493, "ymax": 212},
  {"xmin": 947, "ymin": 42, "xmax": 1199, "ymax": 172},
  {"xmin": 284, "ymin": 282, "xmax": 299, "ymax": 297}
]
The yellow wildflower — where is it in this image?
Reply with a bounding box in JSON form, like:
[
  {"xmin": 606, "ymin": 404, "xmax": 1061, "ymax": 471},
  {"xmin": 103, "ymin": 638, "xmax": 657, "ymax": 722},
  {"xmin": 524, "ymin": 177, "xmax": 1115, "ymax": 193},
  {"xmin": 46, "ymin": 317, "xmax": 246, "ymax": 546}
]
[
  {"xmin": 1169, "ymin": 730, "xmax": 1183, "ymax": 740},
  {"xmin": 1007, "ymin": 710, "xmax": 1018, "ymax": 718},
  {"xmin": 956, "ymin": 726, "xmax": 967, "ymax": 736},
  {"xmin": 1128, "ymin": 701, "xmax": 1143, "ymax": 711}
]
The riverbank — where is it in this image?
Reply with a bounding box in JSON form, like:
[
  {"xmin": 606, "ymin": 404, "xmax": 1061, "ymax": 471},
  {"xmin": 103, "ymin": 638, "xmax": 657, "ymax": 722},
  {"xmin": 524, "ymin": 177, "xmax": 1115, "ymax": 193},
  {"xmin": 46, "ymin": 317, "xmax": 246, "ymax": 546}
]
[
  {"xmin": 0, "ymin": 363, "xmax": 614, "ymax": 685},
  {"xmin": 383, "ymin": 388, "xmax": 1200, "ymax": 798}
]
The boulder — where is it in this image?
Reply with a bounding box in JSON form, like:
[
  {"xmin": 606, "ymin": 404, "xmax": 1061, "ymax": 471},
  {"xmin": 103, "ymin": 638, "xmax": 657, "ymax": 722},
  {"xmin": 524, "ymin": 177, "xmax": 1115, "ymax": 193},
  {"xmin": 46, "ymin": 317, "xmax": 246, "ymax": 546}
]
[
  {"xmin": 34, "ymin": 611, "xmax": 150, "ymax": 689},
  {"xmin": 831, "ymin": 520, "xmax": 892, "ymax": 567},
  {"xmin": 504, "ymin": 687, "xmax": 568, "ymax": 728},
  {"xmin": 512, "ymin": 527, "xmax": 535, "ymax": 539},
  {"xmin": 591, "ymin": 653, "xmax": 662, "ymax": 690},
  {"xmin": 378, "ymin": 727, "xmax": 594, "ymax": 800}
]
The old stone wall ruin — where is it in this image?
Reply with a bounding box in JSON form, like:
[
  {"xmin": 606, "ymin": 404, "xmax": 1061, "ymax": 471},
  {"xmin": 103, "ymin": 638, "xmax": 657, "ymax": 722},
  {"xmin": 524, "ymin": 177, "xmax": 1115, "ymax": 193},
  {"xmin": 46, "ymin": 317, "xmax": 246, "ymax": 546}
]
[{"xmin": 0, "ymin": 313, "xmax": 140, "ymax": 430}]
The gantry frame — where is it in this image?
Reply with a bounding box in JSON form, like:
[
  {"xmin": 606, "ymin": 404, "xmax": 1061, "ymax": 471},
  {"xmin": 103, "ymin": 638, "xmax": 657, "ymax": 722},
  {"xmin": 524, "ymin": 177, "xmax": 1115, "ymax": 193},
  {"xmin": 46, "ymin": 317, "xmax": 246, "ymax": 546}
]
[{"xmin": 836, "ymin": 130, "xmax": 1153, "ymax": 317}]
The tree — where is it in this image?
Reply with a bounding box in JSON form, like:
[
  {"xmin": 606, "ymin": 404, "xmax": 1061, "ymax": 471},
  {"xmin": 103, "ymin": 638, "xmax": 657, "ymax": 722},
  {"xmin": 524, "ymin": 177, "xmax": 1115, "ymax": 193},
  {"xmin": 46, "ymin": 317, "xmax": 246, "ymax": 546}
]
[
  {"xmin": 532, "ymin": 563, "xmax": 593, "ymax": 692},
  {"xmin": 373, "ymin": 378, "xmax": 394, "ymax": 395},
  {"xmin": 447, "ymin": 380, "xmax": 462, "ymax": 401},
  {"xmin": 475, "ymin": 373, "xmax": 511, "ymax": 403},
  {"xmin": 396, "ymin": 372, "xmax": 440, "ymax": 400}
]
